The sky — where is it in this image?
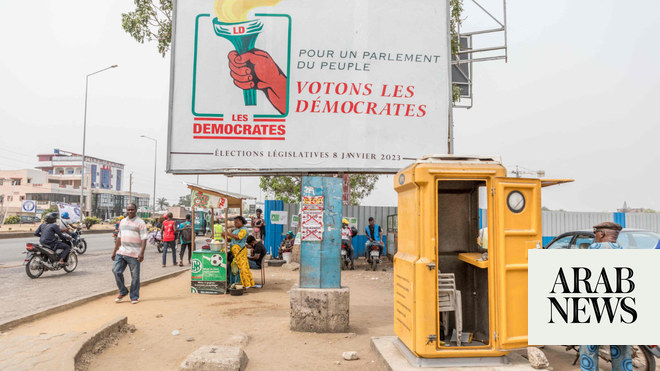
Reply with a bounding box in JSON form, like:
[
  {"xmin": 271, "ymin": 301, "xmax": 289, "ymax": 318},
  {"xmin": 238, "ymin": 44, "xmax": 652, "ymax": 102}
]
[{"xmin": 0, "ymin": 0, "xmax": 658, "ymax": 212}]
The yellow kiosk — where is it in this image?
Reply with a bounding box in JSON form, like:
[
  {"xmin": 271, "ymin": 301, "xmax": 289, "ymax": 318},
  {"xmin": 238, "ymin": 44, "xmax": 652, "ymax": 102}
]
[{"xmin": 393, "ymin": 155, "xmax": 570, "ymax": 361}]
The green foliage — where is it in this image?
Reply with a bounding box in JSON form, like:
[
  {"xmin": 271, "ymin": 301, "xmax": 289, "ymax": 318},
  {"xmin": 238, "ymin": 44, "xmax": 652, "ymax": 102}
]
[
  {"xmin": 259, "ymin": 175, "xmax": 379, "ymax": 205},
  {"xmin": 450, "ymin": 0, "xmax": 464, "ymax": 102},
  {"xmin": 347, "ymin": 174, "xmax": 379, "ymax": 205},
  {"xmin": 83, "ymin": 216, "xmax": 101, "ymax": 230},
  {"xmin": 157, "ymin": 197, "xmax": 170, "ymax": 210},
  {"xmin": 121, "ymin": 0, "xmax": 173, "ymax": 57},
  {"xmin": 177, "ymin": 194, "xmax": 191, "ymax": 207},
  {"xmin": 259, "ymin": 176, "xmax": 301, "ymax": 204},
  {"xmin": 5, "ymin": 215, "xmax": 20, "ymax": 224}
]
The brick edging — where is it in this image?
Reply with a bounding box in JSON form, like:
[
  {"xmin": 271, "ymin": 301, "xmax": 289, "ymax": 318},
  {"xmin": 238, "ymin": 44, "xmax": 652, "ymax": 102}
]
[{"xmin": 0, "ymin": 268, "xmax": 189, "ymax": 332}]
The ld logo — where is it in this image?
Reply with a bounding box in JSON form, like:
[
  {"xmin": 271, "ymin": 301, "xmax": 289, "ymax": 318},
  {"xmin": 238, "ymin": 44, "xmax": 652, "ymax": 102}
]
[{"xmin": 191, "ymin": 259, "xmax": 202, "ymax": 274}]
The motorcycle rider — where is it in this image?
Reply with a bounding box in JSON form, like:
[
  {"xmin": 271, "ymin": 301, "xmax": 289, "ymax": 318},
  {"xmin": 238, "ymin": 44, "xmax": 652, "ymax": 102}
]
[
  {"xmin": 34, "ymin": 212, "xmax": 71, "ymax": 266},
  {"xmin": 364, "ymin": 217, "xmax": 384, "ymax": 263},
  {"xmin": 341, "ymin": 218, "xmax": 355, "ymax": 269}
]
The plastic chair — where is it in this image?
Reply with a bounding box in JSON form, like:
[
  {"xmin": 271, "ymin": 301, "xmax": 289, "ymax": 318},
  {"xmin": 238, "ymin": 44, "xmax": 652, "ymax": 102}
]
[{"xmin": 438, "ymin": 273, "xmax": 463, "ymax": 346}]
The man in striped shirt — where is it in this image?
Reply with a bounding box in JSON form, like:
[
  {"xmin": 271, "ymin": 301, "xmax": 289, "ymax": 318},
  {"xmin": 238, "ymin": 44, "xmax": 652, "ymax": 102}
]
[{"xmin": 111, "ymin": 203, "xmax": 148, "ymax": 304}]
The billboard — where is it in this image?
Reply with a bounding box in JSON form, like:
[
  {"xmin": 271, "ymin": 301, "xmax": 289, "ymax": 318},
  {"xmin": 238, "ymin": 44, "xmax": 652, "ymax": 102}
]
[{"xmin": 168, "ymin": 0, "xmax": 451, "ymax": 174}]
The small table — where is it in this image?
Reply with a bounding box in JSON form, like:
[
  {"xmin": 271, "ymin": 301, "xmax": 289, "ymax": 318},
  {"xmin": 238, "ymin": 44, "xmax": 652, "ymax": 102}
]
[{"xmin": 457, "ymin": 252, "xmax": 488, "ymax": 269}]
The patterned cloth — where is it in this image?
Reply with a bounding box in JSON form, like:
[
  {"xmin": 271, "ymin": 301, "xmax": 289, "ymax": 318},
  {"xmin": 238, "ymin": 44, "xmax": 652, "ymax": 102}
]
[
  {"xmin": 117, "ymin": 216, "xmax": 148, "ymax": 258},
  {"xmin": 230, "ymin": 227, "xmax": 254, "ymax": 288},
  {"xmin": 579, "ymin": 345, "xmax": 632, "ymax": 371},
  {"xmin": 581, "ymin": 241, "xmax": 631, "ymax": 371}
]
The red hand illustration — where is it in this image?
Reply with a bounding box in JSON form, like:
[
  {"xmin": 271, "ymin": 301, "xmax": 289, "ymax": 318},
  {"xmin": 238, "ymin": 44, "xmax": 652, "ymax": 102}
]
[{"xmin": 228, "ymin": 49, "xmax": 287, "ymax": 114}]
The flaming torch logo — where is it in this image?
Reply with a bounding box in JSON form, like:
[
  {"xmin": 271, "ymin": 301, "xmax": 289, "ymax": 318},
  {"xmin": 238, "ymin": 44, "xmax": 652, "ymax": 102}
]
[{"xmin": 213, "ymin": 0, "xmax": 282, "ymax": 107}]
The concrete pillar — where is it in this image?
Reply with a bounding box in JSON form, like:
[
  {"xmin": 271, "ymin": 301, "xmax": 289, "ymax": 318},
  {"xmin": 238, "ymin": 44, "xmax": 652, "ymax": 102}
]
[{"xmin": 290, "ymin": 176, "xmax": 350, "ymax": 332}]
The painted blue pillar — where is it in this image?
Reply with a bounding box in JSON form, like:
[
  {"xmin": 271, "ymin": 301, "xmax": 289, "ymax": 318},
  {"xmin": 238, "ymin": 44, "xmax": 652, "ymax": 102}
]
[
  {"xmin": 264, "ymin": 199, "xmax": 284, "ymax": 257},
  {"xmin": 300, "ymin": 176, "xmax": 342, "ymax": 289}
]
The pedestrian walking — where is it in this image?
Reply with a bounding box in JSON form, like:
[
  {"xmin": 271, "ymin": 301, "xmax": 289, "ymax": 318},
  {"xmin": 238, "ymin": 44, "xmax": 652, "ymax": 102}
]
[
  {"xmin": 178, "ymin": 214, "xmax": 193, "ymax": 266},
  {"xmin": 111, "ymin": 203, "xmax": 147, "ymax": 304},
  {"xmin": 579, "ymin": 221, "xmax": 632, "ymax": 371},
  {"xmin": 162, "ymin": 212, "xmax": 177, "ymax": 267}
]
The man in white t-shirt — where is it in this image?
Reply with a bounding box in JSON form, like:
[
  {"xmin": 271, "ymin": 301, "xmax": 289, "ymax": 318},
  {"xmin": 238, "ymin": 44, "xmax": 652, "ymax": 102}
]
[{"xmin": 111, "ymin": 203, "xmax": 147, "ymax": 304}]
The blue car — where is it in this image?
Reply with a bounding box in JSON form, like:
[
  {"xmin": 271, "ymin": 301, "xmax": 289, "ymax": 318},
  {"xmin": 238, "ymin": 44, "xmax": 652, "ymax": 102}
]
[{"xmin": 544, "ymin": 228, "xmax": 660, "ymax": 249}]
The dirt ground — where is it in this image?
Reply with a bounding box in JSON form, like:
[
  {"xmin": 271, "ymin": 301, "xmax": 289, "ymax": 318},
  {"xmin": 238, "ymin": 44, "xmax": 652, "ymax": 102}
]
[
  {"xmin": 4, "ymin": 259, "xmax": 393, "ymax": 370},
  {"xmin": 2, "ymin": 257, "xmax": 649, "ymax": 371}
]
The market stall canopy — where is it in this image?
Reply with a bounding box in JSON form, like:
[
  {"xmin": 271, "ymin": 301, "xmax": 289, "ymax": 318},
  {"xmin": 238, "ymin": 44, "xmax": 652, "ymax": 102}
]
[{"xmin": 185, "ymin": 183, "xmax": 255, "ymax": 209}]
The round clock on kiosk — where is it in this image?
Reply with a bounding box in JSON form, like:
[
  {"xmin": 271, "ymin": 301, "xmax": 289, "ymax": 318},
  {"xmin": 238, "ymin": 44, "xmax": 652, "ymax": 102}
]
[{"xmin": 507, "ymin": 191, "xmax": 526, "ymax": 213}]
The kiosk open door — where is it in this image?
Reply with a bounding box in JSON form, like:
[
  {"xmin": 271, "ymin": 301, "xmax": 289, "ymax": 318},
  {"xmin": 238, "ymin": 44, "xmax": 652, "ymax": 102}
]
[{"xmin": 492, "ymin": 178, "xmax": 542, "ymax": 350}]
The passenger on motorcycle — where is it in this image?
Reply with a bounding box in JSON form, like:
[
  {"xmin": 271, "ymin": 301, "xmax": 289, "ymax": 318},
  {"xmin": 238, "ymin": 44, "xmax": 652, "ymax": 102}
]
[
  {"xmin": 34, "ymin": 212, "xmax": 71, "ymax": 266},
  {"xmin": 364, "ymin": 217, "xmax": 384, "ymax": 262},
  {"xmin": 58, "ymin": 211, "xmax": 72, "ymax": 232},
  {"xmin": 341, "ymin": 219, "xmax": 355, "ymax": 269}
]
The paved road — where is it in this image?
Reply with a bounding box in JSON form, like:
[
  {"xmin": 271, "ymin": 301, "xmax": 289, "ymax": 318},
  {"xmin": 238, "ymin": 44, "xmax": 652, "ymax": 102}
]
[
  {"xmin": 0, "ymin": 237, "xmax": 199, "ymax": 325},
  {"xmin": 0, "ymin": 233, "xmax": 116, "ymax": 266}
]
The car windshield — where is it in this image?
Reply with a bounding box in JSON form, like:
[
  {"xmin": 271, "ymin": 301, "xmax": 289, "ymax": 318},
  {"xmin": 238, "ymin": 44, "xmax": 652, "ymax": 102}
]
[{"xmin": 618, "ymin": 231, "xmax": 660, "ymax": 249}]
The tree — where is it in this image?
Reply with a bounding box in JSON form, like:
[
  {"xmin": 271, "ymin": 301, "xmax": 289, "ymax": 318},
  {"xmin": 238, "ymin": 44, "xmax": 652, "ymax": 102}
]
[
  {"xmin": 259, "ymin": 175, "xmax": 379, "ymax": 205},
  {"xmin": 121, "ymin": 0, "xmax": 172, "ymax": 57},
  {"xmin": 177, "ymin": 194, "xmax": 191, "ymax": 207},
  {"xmin": 450, "ymin": 0, "xmax": 464, "ymax": 102},
  {"xmin": 157, "ymin": 197, "xmax": 170, "ymax": 210}
]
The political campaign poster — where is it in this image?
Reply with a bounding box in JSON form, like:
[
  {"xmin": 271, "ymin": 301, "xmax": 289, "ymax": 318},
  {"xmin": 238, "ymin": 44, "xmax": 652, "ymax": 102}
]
[
  {"xmin": 56, "ymin": 203, "xmax": 81, "ymax": 223},
  {"xmin": 168, "ymin": 0, "xmax": 450, "ymax": 174},
  {"xmin": 270, "ymin": 210, "xmax": 288, "ymax": 225}
]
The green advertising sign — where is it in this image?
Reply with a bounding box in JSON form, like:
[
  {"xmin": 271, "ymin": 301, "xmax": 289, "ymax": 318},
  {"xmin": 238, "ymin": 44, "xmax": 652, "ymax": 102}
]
[{"xmin": 191, "ymin": 251, "xmax": 227, "ymax": 282}]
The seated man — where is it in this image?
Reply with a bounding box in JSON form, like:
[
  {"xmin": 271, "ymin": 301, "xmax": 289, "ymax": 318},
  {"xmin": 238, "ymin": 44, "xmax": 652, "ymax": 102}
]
[
  {"xmin": 246, "ymin": 235, "xmax": 267, "ymax": 269},
  {"xmin": 34, "ymin": 212, "xmax": 71, "ymax": 266},
  {"xmin": 278, "ymin": 231, "xmax": 295, "ymax": 258},
  {"xmin": 341, "ymin": 219, "xmax": 355, "ymax": 269},
  {"xmin": 364, "ymin": 217, "xmax": 384, "ymax": 262}
]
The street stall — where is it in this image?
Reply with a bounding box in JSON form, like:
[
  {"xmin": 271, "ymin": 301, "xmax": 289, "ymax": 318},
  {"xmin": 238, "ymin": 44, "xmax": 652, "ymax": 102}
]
[
  {"xmin": 393, "ymin": 155, "xmax": 571, "ymax": 363},
  {"xmin": 185, "ymin": 183, "xmax": 255, "ymax": 294}
]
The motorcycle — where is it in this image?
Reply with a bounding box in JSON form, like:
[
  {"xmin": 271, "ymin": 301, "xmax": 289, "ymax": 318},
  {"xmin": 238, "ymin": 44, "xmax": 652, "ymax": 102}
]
[
  {"xmin": 23, "ymin": 240, "xmax": 78, "ymax": 279},
  {"xmin": 340, "ymin": 241, "xmax": 352, "ymax": 270},
  {"xmin": 566, "ymin": 345, "xmax": 658, "ymax": 371},
  {"xmin": 148, "ymin": 228, "xmax": 164, "ymax": 253},
  {"xmin": 66, "ymin": 224, "xmax": 87, "ymax": 254},
  {"xmin": 366, "ymin": 241, "xmax": 384, "ymax": 271}
]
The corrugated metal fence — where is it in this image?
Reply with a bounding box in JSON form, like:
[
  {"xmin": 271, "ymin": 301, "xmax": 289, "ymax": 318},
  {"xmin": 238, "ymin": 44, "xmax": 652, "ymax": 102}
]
[
  {"xmin": 264, "ymin": 201, "xmax": 660, "ymax": 255},
  {"xmin": 263, "ymin": 202, "xmax": 397, "ymax": 258}
]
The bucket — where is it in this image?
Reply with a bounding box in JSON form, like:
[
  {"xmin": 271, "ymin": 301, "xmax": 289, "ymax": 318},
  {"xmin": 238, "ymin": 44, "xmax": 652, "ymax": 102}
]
[
  {"xmin": 282, "ymin": 252, "xmax": 292, "ymax": 263},
  {"xmin": 209, "ymin": 242, "xmax": 223, "ymax": 251}
]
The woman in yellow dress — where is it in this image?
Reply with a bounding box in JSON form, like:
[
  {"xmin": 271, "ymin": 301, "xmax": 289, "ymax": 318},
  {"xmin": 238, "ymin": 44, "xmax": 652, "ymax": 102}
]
[{"xmin": 223, "ymin": 216, "xmax": 255, "ymax": 288}]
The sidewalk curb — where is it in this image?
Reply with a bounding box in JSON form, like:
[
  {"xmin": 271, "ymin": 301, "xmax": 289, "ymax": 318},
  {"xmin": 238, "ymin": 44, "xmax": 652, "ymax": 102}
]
[
  {"xmin": 0, "ymin": 268, "xmax": 189, "ymax": 332},
  {"xmin": 61, "ymin": 316, "xmax": 128, "ymax": 371},
  {"xmin": 0, "ymin": 229, "xmax": 113, "ymax": 240}
]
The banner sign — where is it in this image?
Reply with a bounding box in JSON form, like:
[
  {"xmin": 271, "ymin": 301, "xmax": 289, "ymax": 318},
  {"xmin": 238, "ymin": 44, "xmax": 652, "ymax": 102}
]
[
  {"xmin": 528, "ymin": 249, "xmax": 660, "ymax": 345},
  {"xmin": 167, "ymin": 0, "xmax": 450, "ymax": 174},
  {"xmin": 21, "ymin": 200, "xmax": 36, "ymax": 214},
  {"xmin": 191, "ymin": 190, "xmax": 227, "ymax": 209},
  {"xmin": 270, "ymin": 210, "xmax": 288, "ymax": 225},
  {"xmin": 56, "ymin": 203, "xmax": 81, "ymax": 223}
]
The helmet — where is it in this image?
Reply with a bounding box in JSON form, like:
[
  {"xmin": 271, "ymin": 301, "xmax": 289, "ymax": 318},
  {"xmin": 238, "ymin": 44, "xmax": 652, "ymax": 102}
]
[
  {"xmin": 61, "ymin": 212, "xmax": 69, "ymax": 219},
  {"xmin": 44, "ymin": 212, "xmax": 58, "ymax": 223},
  {"xmin": 342, "ymin": 218, "xmax": 349, "ymax": 225}
]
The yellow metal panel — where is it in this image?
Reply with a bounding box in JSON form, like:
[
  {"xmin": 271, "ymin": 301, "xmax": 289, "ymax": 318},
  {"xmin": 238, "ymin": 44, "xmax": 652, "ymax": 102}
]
[
  {"xmin": 394, "ymin": 252, "xmax": 416, "ymax": 350},
  {"xmin": 493, "ymin": 178, "xmax": 541, "ymax": 350}
]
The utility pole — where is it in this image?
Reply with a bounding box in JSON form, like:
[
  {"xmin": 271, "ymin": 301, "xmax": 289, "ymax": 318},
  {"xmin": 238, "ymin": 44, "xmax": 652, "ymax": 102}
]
[{"xmin": 129, "ymin": 172, "xmax": 133, "ymax": 203}]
